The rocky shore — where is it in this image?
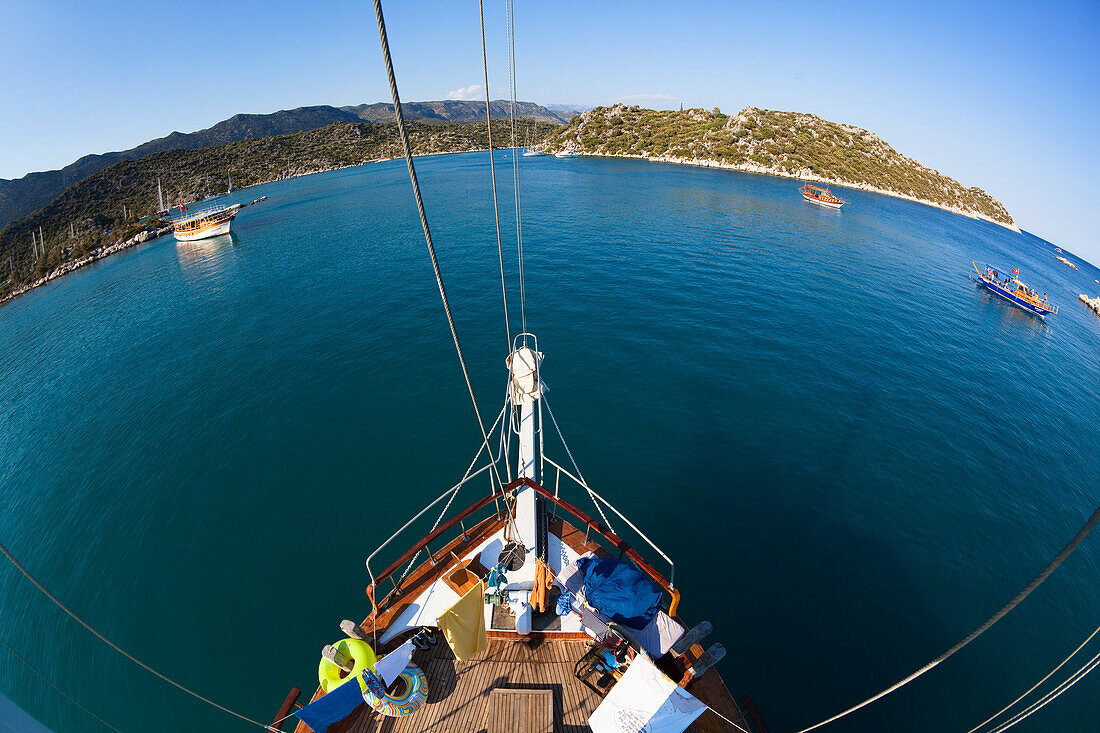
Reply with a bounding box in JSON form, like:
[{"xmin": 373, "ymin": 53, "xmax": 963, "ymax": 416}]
[
  {"xmin": 567, "ymin": 150, "xmax": 1021, "ymax": 233},
  {"xmin": 0, "ymin": 225, "xmax": 174, "ymax": 307},
  {"xmin": 1081, "ymin": 294, "xmax": 1100, "ymax": 317}
]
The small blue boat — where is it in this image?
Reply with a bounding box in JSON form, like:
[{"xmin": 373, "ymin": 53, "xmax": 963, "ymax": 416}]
[{"xmin": 971, "ymin": 262, "xmax": 1057, "ymax": 317}]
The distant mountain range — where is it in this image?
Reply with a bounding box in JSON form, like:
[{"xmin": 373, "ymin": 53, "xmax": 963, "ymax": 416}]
[{"xmin": 0, "ymin": 100, "xmax": 575, "ymax": 228}]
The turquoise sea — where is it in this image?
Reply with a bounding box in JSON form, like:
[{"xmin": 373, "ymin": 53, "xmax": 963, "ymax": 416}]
[{"xmin": 1, "ymin": 152, "xmax": 1099, "ymax": 733}]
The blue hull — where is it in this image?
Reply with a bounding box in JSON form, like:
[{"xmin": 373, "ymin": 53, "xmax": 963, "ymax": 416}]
[{"xmin": 979, "ymin": 280, "xmax": 1049, "ymax": 317}]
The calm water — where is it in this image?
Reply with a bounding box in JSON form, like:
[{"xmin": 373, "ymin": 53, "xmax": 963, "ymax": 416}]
[{"xmin": 1, "ymin": 153, "xmax": 1099, "ymax": 733}]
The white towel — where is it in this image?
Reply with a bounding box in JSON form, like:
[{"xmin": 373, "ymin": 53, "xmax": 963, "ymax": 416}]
[{"xmin": 373, "ymin": 640, "xmax": 414, "ymax": 686}]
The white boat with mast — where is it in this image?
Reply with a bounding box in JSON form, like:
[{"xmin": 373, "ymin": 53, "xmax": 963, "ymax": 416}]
[
  {"xmin": 171, "ymin": 198, "xmax": 238, "ymax": 241},
  {"xmin": 271, "ymin": 3, "xmax": 750, "ymax": 733}
]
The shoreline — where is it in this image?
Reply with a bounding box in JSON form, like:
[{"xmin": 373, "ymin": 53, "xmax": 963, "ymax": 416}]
[
  {"xmin": 0, "ymin": 146, "xmax": 1027, "ymax": 309},
  {"xmin": 571, "ymin": 151, "xmax": 1022, "ymax": 234},
  {"xmin": 0, "ymin": 149, "xmax": 489, "ymax": 309}
]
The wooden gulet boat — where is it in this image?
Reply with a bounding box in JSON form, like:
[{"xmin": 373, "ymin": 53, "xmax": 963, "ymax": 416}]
[
  {"xmin": 273, "ymin": 333, "xmax": 755, "ymax": 733},
  {"xmin": 799, "ymin": 184, "xmax": 844, "ymax": 209},
  {"xmin": 172, "ymin": 206, "xmax": 237, "ymax": 241}
]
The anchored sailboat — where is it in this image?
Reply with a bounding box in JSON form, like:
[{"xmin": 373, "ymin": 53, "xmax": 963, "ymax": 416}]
[{"xmin": 274, "ymin": 3, "xmax": 748, "ymax": 733}]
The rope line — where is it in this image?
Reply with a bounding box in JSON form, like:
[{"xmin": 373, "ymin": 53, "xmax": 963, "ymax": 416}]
[
  {"xmin": 543, "ymin": 395, "xmax": 615, "ymax": 533},
  {"xmin": 478, "ymin": 0, "xmax": 511, "ymax": 353},
  {"xmin": 967, "ymin": 623, "xmax": 1100, "ymax": 733},
  {"xmin": 371, "ymin": 0, "xmax": 505, "ymax": 501},
  {"xmin": 984, "ymin": 649, "xmax": 1100, "ymax": 733},
  {"xmin": 398, "ymin": 404, "xmax": 508, "ymax": 584},
  {"xmin": 505, "ymin": 0, "xmax": 527, "ymax": 335},
  {"xmin": 795, "ymin": 503, "xmax": 1100, "ymax": 732},
  {"xmin": 0, "ymin": 631, "xmax": 125, "ymax": 733},
  {"xmin": 0, "ymin": 540, "xmax": 269, "ymax": 729},
  {"xmin": 703, "ymin": 704, "xmax": 751, "ymax": 733}
]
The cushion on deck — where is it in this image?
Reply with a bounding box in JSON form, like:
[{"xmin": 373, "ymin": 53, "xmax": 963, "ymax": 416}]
[
  {"xmin": 554, "ymin": 551, "xmax": 594, "ymax": 595},
  {"xmin": 630, "ymin": 611, "xmax": 684, "ymax": 657}
]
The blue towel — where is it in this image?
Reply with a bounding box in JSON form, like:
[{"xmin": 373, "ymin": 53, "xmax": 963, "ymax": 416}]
[
  {"xmin": 576, "ymin": 556, "xmax": 662, "ymax": 630},
  {"xmin": 294, "ymin": 677, "xmax": 364, "ymax": 733}
]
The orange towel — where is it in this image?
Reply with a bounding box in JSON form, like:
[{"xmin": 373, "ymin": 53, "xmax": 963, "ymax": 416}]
[{"xmin": 532, "ymin": 559, "xmax": 553, "ymax": 613}]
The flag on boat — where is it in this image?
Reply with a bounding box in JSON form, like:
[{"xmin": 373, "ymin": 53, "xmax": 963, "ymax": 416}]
[
  {"xmin": 1012, "ymin": 268, "xmax": 1019, "ymax": 274},
  {"xmin": 588, "ymin": 653, "xmax": 707, "ymax": 733},
  {"xmin": 436, "ymin": 580, "xmax": 487, "ymax": 661}
]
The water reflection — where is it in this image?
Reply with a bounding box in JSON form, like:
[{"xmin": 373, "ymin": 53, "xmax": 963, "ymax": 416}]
[
  {"xmin": 973, "ymin": 283, "xmax": 1051, "ymax": 341},
  {"xmin": 174, "ymin": 233, "xmax": 239, "ymax": 289}
]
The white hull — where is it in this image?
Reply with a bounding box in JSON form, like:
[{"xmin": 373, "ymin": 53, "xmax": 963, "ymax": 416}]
[
  {"xmin": 173, "ymin": 219, "xmax": 232, "ymax": 241},
  {"xmin": 802, "ymin": 194, "xmax": 843, "ymax": 209},
  {"xmin": 554, "ymin": 151, "xmax": 578, "ymax": 158}
]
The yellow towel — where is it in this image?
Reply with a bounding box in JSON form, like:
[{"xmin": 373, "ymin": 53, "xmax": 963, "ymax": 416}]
[{"xmin": 437, "ymin": 579, "xmax": 487, "ymax": 661}]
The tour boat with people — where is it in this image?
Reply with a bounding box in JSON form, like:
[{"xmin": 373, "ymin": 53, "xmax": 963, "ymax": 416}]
[
  {"xmin": 172, "ymin": 202, "xmax": 237, "ymax": 242},
  {"xmin": 972, "ymin": 262, "xmax": 1058, "ymax": 317},
  {"xmin": 799, "ymin": 183, "xmax": 845, "ymax": 208}
]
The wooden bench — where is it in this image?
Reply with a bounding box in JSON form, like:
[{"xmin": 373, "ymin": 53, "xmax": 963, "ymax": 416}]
[{"xmin": 488, "ymin": 688, "xmax": 553, "ymax": 733}]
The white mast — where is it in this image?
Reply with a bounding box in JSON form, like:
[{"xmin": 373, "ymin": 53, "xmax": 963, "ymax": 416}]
[
  {"xmin": 157, "ymin": 177, "xmax": 165, "ymax": 211},
  {"xmin": 227, "ymin": 171, "xmax": 232, "ymax": 193},
  {"xmin": 506, "ymin": 337, "xmax": 543, "ymax": 635}
]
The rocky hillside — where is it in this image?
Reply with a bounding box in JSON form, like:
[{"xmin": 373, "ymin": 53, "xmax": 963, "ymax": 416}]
[
  {"xmin": 0, "ymin": 101, "xmax": 571, "ymax": 228},
  {"xmin": 549, "ymin": 105, "xmax": 1015, "ymax": 229},
  {"xmin": 0, "ymin": 118, "xmax": 559, "ymax": 293}
]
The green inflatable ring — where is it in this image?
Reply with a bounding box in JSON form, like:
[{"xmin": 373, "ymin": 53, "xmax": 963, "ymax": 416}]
[
  {"xmin": 317, "ymin": 638, "xmax": 376, "ymax": 693},
  {"xmin": 362, "ymin": 662, "xmax": 428, "ymax": 717}
]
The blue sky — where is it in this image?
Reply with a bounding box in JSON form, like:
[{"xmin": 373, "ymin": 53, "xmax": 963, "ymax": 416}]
[{"xmin": 2, "ymin": 0, "xmax": 1098, "ymax": 261}]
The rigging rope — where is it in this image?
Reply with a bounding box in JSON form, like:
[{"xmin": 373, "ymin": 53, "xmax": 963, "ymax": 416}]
[
  {"xmin": 543, "ymin": 395, "xmax": 615, "ymax": 534},
  {"xmin": 967, "ymin": 622, "xmax": 1100, "ymax": 733},
  {"xmin": 371, "ymin": 0, "xmax": 505, "ymax": 499},
  {"xmin": 478, "ymin": 0, "xmax": 511, "ymax": 353},
  {"xmin": 397, "ymin": 404, "xmax": 508, "ymax": 584},
  {"xmin": 795, "ymin": 503, "xmax": 1100, "ymax": 732},
  {"xmin": 0, "ymin": 631, "xmax": 125, "ymax": 733},
  {"xmin": 983, "ymin": 649, "xmax": 1100, "ymax": 733},
  {"xmin": 0, "ymin": 540, "xmax": 271, "ymax": 730},
  {"xmin": 505, "ymin": 0, "xmax": 528, "ymax": 336}
]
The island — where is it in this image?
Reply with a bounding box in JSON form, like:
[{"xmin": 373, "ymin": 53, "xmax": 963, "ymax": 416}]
[{"xmin": 547, "ymin": 105, "xmax": 1017, "ymax": 231}]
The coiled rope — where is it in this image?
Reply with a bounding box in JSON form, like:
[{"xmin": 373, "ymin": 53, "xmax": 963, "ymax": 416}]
[
  {"xmin": 0, "ymin": 631, "xmax": 125, "ymax": 733},
  {"xmin": 478, "ymin": 0, "xmax": 512, "ymax": 353},
  {"xmin": 371, "ymin": 0, "xmax": 504, "ymax": 499},
  {"xmin": 795, "ymin": 503, "xmax": 1100, "ymax": 732},
  {"xmin": 0, "ymin": 540, "xmax": 272, "ymax": 730},
  {"xmin": 968, "ymin": 622, "xmax": 1100, "ymax": 733}
]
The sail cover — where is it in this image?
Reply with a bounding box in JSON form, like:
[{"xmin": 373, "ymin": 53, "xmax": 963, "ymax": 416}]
[
  {"xmin": 588, "ymin": 653, "xmax": 707, "ymax": 733},
  {"xmin": 577, "ymin": 556, "xmax": 662, "ymax": 629}
]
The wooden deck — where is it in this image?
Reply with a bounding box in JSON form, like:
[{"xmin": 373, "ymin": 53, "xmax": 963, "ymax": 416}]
[
  {"xmin": 342, "ymin": 637, "xmax": 602, "ymax": 733},
  {"xmin": 288, "ymin": 489, "xmax": 755, "ymax": 733}
]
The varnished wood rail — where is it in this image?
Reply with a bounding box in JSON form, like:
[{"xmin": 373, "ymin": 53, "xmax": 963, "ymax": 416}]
[{"xmin": 365, "ymin": 477, "xmax": 680, "ymax": 618}]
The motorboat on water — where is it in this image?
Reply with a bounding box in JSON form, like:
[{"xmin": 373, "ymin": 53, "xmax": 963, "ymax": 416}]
[
  {"xmin": 799, "ymin": 183, "xmax": 845, "ymax": 208},
  {"xmin": 972, "ymin": 262, "xmax": 1057, "ymax": 317},
  {"xmin": 554, "ymin": 149, "xmax": 579, "ymax": 158}
]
